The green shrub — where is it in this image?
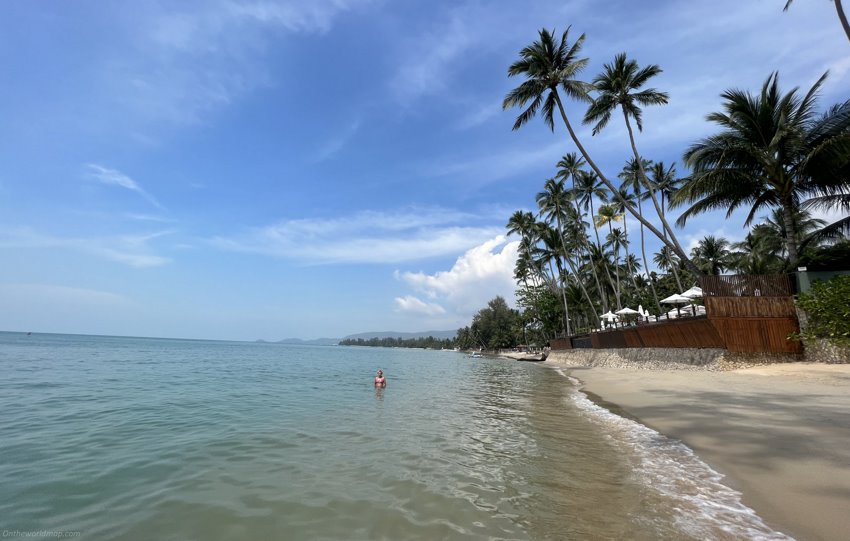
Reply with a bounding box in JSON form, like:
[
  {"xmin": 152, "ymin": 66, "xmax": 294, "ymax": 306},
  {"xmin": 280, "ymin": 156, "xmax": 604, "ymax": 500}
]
[{"xmin": 795, "ymin": 275, "xmax": 850, "ymax": 345}]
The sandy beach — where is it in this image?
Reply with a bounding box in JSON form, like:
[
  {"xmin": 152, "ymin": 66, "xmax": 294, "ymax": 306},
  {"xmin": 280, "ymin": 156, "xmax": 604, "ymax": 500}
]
[{"xmin": 541, "ymin": 357, "xmax": 850, "ymax": 541}]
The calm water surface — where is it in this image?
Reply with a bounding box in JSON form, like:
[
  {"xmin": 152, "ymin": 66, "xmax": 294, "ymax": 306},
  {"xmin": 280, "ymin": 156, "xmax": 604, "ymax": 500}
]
[{"xmin": 0, "ymin": 332, "xmax": 791, "ymax": 540}]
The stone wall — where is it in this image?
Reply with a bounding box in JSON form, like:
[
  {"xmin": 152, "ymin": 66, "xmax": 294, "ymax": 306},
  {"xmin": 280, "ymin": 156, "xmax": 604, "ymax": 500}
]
[{"xmin": 546, "ymin": 347, "xmax": 804, "ymax": 371}]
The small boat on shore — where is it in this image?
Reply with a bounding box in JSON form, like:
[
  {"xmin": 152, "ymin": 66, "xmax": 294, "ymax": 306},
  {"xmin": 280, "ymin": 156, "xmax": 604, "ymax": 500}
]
[{"xmin": 468, "ymin": 351, "xmax": 483, "ymax": 358}]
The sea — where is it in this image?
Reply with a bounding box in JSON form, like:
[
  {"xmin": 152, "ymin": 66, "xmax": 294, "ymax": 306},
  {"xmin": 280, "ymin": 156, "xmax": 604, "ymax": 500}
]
[{"xmin": 0, "ymin": 332, "xmax": 793, "ymax": 540}]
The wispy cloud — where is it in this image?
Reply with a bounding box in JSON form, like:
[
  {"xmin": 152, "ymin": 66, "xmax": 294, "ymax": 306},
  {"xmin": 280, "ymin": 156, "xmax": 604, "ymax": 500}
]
[
  {"xmin": 0, "ymin": 226, "xmax": 173, "ymax": 268},
  {"xmin": 312, "ymin": 118, "xmax": 362, "ymax": 162},
  {"xmin": 211, "ymin": 207, "xmax": 504, "ymax": 264},
  {"xmin": 86, "ymin": 164, "xmax": 164, "ymax": 210}
]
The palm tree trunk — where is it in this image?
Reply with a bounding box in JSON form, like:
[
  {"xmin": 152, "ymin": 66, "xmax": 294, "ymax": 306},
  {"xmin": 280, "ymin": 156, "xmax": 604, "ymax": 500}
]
[
  {"xmin": 837, "ymin": 0, "xmax": 850, "ymax": 43},
  {"xmin": 571, "ymin": 190, "xmax": 607, "ymax": 317},
  {"xmin": 590, "ymin": 200, "xmax": 615, "ymax": 311},
  {"xmin": 782, "ymin": 196, "xmax": 800, "ymax": 265},
  {"xmin": 637, "ymin": 198, "xmax": 663, "ymax": 313},
  {"xmin": 550, "ymin": 91, "xmax": 704, "ymax": 278},
  {"xmin": 552, "ymin": 259, "xmax": 572, "ymax": 336},
  {"xmin": 621, "ymin": 111, "xmax": 703, "ymax": 278},
  {"xmin": 608, "ymin": 222, "xmax": 622, "ymax": 309},
  {"xmin": 556, "ymin": 216, "xmax": 601, "ymax": 327}
]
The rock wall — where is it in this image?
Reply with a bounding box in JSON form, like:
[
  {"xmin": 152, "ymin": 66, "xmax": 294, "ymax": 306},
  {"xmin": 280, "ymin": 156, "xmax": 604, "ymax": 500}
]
[{"xmin": 546, "ymin": 347, "xmax": 804, "ymax": 371}]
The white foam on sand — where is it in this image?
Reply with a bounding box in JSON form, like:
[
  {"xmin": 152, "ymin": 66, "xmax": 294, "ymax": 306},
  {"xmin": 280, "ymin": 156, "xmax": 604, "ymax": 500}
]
[{"xmin": 554, "ymin": 367, "xmax": 795, "ymax": 541}]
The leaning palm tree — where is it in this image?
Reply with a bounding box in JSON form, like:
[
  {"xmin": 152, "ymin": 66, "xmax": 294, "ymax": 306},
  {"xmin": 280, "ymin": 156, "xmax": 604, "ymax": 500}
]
[
  {"xmin": 654, "ymin": 245, "xmax": 684, "ymax": 291},
  {"xmin": 676, "ymin": 72, "xmax": 850, "ymax": 266},
  {"xmin": 784, "ymin": 0, "xmax": 850, "ymax": 45},
  {"xmin": 583, "ymin": 52, "xmax": 697, "ymax": 276},
  {"xmin": 503, "ymin": 28, "xmax": 703, "ymax": 277}
]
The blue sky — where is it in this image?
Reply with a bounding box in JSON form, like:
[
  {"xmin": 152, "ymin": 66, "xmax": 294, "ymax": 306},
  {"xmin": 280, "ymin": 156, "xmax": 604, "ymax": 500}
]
[{"xmin": 0, "ymin": 1, "xmax": 846, "ymax": 340}]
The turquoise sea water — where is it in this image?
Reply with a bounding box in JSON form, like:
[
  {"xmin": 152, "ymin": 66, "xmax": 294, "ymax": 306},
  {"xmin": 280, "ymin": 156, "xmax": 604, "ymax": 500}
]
[{"xmin": 1, "ymin": 332, "xmax": 792, "ymax": 540}]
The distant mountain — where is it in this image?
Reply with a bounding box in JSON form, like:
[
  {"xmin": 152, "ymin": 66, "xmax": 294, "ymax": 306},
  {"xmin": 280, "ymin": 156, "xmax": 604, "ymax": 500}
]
[{"xmin": 341, "ymin": 330, "xmax": 457, "ymax": 341}]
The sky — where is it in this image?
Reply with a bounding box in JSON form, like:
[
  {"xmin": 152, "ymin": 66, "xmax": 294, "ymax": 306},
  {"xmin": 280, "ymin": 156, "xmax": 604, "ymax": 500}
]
[{"xmin": 0, "ymin": 1, "xmax": 846, "ymax": 341}]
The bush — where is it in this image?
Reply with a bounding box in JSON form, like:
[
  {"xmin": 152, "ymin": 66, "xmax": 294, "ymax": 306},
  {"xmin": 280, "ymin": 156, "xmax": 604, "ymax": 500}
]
[{"xmin": 795, "ymin": 275, "xmax": 850, "ymax": 346}]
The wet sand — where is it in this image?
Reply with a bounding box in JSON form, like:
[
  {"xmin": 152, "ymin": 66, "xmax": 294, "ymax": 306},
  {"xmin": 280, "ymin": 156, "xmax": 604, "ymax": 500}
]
[{"xmin": 542, "ymin": 359, "xmax": 850, "ymax": 541}]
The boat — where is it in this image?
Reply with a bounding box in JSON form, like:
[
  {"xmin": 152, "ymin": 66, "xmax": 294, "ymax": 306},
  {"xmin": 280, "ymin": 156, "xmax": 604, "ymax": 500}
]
[{"xmin": 468, "ymin": 351, "xmax": 483, "ymax": 358}]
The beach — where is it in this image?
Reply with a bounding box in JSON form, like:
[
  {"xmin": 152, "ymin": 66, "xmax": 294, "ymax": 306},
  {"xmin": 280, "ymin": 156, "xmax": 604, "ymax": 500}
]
[{"xmin": 542, "ymin": 355, "xmax": 850, "ymax": 541}]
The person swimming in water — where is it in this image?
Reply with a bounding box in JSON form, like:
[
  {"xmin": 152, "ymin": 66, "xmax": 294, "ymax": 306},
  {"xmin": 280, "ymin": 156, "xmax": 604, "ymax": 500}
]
[{"xmin": 374, "ymin": 369, "xmax": 387, "ymax": 388}]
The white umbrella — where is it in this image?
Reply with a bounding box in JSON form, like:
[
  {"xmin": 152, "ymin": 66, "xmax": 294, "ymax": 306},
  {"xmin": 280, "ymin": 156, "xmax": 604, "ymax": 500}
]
[
  {"xmin": 660, "ymin": 294, "xmax": 691, "ymax": 317},
  {"xmin": 615, "ymin": 307, "xmax": 639, "ymax": 315},
  {"xmin": 681, "ymin": 286, "xmax": 703, "ymax": 299},
  {"xmin": 601, "ymin": 311, "xmax": 619, "ymax": 320},
  {"xmin": 660, "ymin": 293, "xmax": 691, "ymax": 304}
]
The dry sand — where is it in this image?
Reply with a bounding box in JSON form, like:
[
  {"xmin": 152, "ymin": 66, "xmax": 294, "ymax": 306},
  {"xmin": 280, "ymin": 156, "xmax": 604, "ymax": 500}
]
[{"xmin": 541, "ymin": 359, "xmax": 850, "ymax": 541}]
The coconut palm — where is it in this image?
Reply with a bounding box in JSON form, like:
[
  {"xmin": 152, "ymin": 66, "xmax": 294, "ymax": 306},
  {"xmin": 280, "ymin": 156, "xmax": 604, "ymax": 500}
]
[
  {"xmin": 596, "ymin": 204, "xmax": 624, "ymax": 308},
  {"xmin": 653, "ymin": 245, "xmax": 684, "ymax": 291},
  {"xmin": 536, "ymin": 178, "xmax": 600, "ymax": 329},
  {"xmin": 583, "ymin": 52, "xmax": 698, "ymax": 276},
  {"xmin": 691, "ymin": 235, "xmax": 732, "ymax": 275},
  {"xmin": 783, "ymin": 0, "xmax": 850, "ymax": 44},
  {"xmin": 503, "ymin": 28, "xmax": 704, "ymax": 277},
  {"xmin": 648, "ymin": 161, "xmax": 681, "ymax": 231},
  {"xmin": 676, "ymin": 72, "xmax": 850, "ymax": 265},
  {"xmin": 605, "ymin": 227, "xmax": 629, "ymax": 309},
  {"xmin": 619, "ymin": 158, "xmax": 662, "ymax": 311}
]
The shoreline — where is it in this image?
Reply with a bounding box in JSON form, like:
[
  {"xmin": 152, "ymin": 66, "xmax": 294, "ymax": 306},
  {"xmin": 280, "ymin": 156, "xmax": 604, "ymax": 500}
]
[{"xmin": 536, "ymin": 355, "xmax": 850, "ymax": 541}]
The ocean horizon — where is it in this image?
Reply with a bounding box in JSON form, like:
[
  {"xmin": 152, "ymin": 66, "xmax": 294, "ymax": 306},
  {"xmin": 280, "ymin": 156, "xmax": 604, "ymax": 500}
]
[{"xmin": 1, "ymin": 331, "xmax": 791, "ymax": 540}]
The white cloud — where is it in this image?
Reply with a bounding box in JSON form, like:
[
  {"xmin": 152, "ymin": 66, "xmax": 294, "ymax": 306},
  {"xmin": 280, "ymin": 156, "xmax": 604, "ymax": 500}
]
[
  {"xmin": 393, "ymin": 295, "xmax": 446, "ymax": 316},
  {"xmin": 395, "ymin": 236, "xmax": 520, "ymax": 320},
  {"xmin": 86, "ymin": 164, "xmax": 164, "ymax": 210},
  {"xmin": 0, "ymin": 283, "xmax": 128, "ymax": 307},
  {"xmin": 211, "ymin": 207, "xmax": 504, "ymax": 264},
  {"xmin": 0, "ymin": 226, "xmax": 172, "ymax": 268}
]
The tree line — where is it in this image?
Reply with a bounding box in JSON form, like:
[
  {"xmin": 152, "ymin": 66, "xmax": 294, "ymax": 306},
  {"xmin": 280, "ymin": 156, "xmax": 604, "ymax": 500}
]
[{"xmin": 499, "ymin": 25, "xmax": 849, "ymax": 344}]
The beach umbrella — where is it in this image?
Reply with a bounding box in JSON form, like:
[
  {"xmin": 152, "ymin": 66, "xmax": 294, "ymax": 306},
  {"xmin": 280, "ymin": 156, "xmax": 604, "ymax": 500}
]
[
  {"xmin": 660, "ymin": 293, "xmax": 691, "ymax": 317},
  {"xmin": 601, "ymin": 311, "xmax": 619, "ymax": 327},
  {"xmin": 681, "ymin": 286, "xmax": 703, "ymax": 299},
  {"xmin": 615, "ymin": 307, "xmax": 639, "ymax": 315}
]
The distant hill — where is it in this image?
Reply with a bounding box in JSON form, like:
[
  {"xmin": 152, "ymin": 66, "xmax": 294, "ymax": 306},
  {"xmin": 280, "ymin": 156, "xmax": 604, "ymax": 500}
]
[{"xmin": 341, "ymin": 330, "xmax": 457, "ymax": 341}]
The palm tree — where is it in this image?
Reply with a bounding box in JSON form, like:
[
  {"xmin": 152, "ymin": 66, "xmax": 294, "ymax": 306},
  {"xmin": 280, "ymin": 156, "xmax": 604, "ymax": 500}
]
[
  {"xmin": 572, "ymin": 169, "xmax": 614, "ymax": 310},
  {"xmin": 503, "ymin": 28, "xmax": 704, "ymax": 277},
  {"xmin": 676, "ymin": 72, "xmax": 850, "ymax": 266},
  {"xmin": 691, "ymin": 235, "xmax": 732, "ymax": 275},
  {"xmin": 611, "ymin": 186, "xmax": 641, "ymax": 291},
  {"xmin": 619, "ymin": 157, "xmax": 662, "ymax": 312},
  {"xmin": 784, "ymin": 0, "xmax": 850, "ymax": 45},
  {"xmin": 536, "ymin": 178, "xmax": 600, "ymax": 329},
  {"xmin": 648, "ymin": 161, "xmax": 681, "ymax": 232},
  {"xmin": 596, "ymin": 204, "xmax": 624, "ymax": 308},
  {"xmin": 582, "ymin": 52, "xmax": 699, "ymax": 276},
  {"xmin": 654, "ymin": 245, "xmax": 684, "ymax": 291}
]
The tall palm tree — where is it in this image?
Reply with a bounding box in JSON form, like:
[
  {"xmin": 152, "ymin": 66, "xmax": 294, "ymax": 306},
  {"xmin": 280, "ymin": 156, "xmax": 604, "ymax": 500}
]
[
  {"xmin": 595, "ymin": 204, "xmax": 624, "ymax": 308},
  {"xmin": 611, "ymin": 186, "xmax": 640, "ymax": 291},
  {"xmin": 648, "ymin": 161, "xmax": 680, "ymax": 234},
  {"xmin": 582, "ymin": 52, "xmax": 698, "ymax": 277},
  {"xmin": 653, "ymin": 245, "xmax": 684, "ymax": 291},
  {"xmin": 503, "ymin": 28, "xmax": 704, "ymax": 277},
  {"xmin": 605, "ymin": 227, "xmax": 629, "ymax": 309},
  {"xmin": 555, "ymin": 152, "xmax": 606, "ymax": 304},
  {"xmin": 619, "ymin": 158, "xmax": 662, "ymax": 312},
  {"xmin": 676, "ymin": 72, "xmax": 850, "ymax": 265},
  {"xmin": 571, "ymin": 169, "xmax": 614, "ymax": 309},
  {"xmin": 784, "ymin": 0, "xmax": 850, "ymax": 45},
  {"xmin": 691, "ymin": 235, "xmax": 732, "ymax": 275},
  {"xmin": 536, "ymin": 178, "xmax": 600, "ymax": 329}
]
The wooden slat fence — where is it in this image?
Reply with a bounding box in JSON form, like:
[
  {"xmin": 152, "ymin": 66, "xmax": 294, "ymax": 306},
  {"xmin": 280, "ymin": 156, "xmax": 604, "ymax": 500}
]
[
  {"xmin": 700, "ymin": 274, "xmax": 793, "ymax": 297},
  {"xmin": 705, "ymin": 296, "xmax": 797, "ymax": 318},
  {"xmin": 591, "ymin": 318, "xmax": 724, "ymax": 349}
]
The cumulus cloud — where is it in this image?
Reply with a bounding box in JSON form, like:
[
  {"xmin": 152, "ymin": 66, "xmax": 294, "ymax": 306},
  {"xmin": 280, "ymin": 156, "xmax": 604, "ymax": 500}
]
[
  {"xmin": 393, "ymin": 295, "xmax": 446, "ymax": 316},
  {"xmin": 211, "ymin": 207, "xmax": 504, "ymax": 264},
  {"xmin": 395, "ymin": 235, "xmax": 520, "ymax": 321}
]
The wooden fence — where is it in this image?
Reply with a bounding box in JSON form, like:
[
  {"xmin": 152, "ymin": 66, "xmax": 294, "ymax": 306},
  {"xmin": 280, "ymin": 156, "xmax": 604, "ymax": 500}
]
[
  {"xmin": 705, "ymin": 296, "xmax": 797, "ymax": 318},
  {"xmin": 700, "ymin": 274, "xmax": 793, "ymax": 297},
  {"xmin": 591, "ymin": 317, "xmax": 725, "ymax": 349}
]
